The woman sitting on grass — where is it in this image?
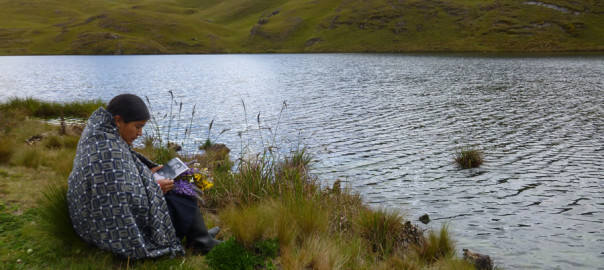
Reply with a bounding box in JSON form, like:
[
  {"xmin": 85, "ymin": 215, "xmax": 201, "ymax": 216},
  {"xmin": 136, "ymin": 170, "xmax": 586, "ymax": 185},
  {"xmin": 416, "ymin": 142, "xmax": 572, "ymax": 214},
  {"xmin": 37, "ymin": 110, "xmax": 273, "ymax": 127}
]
[{"xmin": 67, "ymin": 94, "xmax": 221, "ymax": 259}]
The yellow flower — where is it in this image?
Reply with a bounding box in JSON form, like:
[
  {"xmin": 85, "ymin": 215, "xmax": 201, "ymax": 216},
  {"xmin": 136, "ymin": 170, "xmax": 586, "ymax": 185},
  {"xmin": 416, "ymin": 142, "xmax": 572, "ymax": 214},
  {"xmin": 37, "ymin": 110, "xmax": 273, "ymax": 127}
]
[{"xmin": 200, "ymin": 179, "xmax": 214, "ymax": 190}]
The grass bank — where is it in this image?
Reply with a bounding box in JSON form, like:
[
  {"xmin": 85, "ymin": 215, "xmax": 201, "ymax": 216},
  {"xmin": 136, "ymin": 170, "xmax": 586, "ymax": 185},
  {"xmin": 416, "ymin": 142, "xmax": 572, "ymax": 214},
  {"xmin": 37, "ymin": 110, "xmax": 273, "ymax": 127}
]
[
  {"xmin": 1, "ymin": 98, "xmax": 478, "ymax": 269},
  {"xmin": 0, "ymin": 0, "xmax": 601, "ymax": 54}
]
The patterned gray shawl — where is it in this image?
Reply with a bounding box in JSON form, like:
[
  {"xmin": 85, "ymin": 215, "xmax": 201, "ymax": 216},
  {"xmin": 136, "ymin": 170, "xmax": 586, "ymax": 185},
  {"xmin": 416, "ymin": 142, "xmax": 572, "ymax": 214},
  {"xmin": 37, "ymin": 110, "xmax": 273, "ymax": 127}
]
[{"xmin": 67, "ymin": 107, "xmax": 184, "ymax": 259}]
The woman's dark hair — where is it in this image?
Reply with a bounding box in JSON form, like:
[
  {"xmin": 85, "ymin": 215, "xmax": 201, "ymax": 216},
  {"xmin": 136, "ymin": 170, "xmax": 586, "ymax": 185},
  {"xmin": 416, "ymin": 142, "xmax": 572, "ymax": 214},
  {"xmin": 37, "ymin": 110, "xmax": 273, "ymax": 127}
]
[{"xmin": 106, "ymin": 94, "xmax": 150, "ymax": 123}]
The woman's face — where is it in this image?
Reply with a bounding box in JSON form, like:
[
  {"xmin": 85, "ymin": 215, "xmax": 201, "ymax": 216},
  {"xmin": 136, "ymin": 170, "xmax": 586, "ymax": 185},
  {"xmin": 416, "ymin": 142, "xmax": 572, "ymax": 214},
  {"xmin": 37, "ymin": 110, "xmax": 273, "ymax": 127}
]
[{"xmin": 116, "ymin": 117, "xmax": 147, "ymax": 145}]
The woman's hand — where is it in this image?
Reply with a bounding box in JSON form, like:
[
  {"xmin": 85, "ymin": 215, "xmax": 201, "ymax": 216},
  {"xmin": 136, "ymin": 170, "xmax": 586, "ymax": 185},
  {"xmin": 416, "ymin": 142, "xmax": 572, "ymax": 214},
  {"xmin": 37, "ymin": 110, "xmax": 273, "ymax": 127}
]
[
  {"xmin": 157, "ymin": 178, "xmax": 174, "ymax": 194},
  {"xmin": 150, "ymin": 165, "xmax": 163, "ymax": 174},
  {"xmin": 151, "ymin": 165, "xmax": 173, "ymax": 194}
]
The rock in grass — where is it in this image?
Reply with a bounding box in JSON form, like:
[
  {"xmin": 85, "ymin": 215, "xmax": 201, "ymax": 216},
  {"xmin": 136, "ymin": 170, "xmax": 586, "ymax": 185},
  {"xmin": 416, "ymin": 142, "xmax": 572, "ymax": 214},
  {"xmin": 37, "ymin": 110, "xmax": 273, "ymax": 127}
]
[{"xmin": 25, "ymin": 134, "xmax": 45, "ymax": 145}]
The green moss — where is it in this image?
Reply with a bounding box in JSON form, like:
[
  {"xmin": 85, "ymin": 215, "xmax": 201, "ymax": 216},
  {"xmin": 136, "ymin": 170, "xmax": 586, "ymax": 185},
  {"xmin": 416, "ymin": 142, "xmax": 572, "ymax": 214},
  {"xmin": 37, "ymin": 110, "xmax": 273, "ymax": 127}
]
[{"xmin": 205, "ymin": 237, "xmax": 278, "ymax": 270}]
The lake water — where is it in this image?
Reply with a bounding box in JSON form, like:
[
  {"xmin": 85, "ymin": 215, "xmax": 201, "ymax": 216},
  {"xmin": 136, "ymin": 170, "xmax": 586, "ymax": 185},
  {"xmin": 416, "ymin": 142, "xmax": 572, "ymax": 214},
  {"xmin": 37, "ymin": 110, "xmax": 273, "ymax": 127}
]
[{"xmin": 1, "ymin": 54, "xmax": 602, "ymax": 269}]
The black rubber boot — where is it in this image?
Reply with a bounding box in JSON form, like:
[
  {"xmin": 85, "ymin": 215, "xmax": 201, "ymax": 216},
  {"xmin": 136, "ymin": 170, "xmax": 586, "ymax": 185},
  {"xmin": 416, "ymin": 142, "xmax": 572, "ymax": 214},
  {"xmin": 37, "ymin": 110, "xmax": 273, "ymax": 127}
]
[
  {"xmin": 208, "ymin": 226, "xmax": 220, "ymax": 238},
  {"xmin": 186, "ymin": 210, "xmax": 222, "ymax": 255}
]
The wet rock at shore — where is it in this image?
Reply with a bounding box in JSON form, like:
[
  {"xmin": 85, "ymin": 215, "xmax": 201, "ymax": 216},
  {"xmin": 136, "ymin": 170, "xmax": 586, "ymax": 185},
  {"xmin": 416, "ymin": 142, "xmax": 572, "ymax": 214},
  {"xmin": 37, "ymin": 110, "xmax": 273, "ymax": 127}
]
[
  {"xmin": 201, "ymin": 143, "xmax": 230, "ymax": 154},
  {"xmin": 167, "ymin": 142, "xmax": 182, "ymax": 152},
  {"xmin": 402, "ymin": 221, "xmax": 424, "ymax": 247},
  {"xmin": 463, "ymin": 248, "xmax": 494, "ymax": 270},
  {"xmin": 418, "ymin": 213, "xmax": 430, "ymax": 224}
]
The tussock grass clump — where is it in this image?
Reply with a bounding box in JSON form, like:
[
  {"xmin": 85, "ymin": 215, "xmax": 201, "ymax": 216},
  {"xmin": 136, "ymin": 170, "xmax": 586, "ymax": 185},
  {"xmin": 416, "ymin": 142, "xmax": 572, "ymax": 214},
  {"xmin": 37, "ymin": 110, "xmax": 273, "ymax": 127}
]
[
  {"xmin": 8, "ymin": 120, "xmax": 51, "ymax": 145},
  {"xmin": 454, "ymin": 148, "xmax": 484, "ymax": 169},
  {"xmin": 9, "ymin": 134, "xmax": 79, "ymax": 170},
  {"xmin": 231, "ymin": 156, "xmax": 273, "ymax": 205},
  {"xmin": 280, "ymin": 196, "xmax": 329, "ymax": 240},
  {"xmin": 275, "ymin": 148, "xmax": 316, "ymax": 196},
  {"xmin": 280, "ymin": 235, "xmax": 347, "ymax": 270},
  {"xmin": 415, "ymin": 225, "xmax": 456, "ymax": 263},
  {"xmin": 44, "ymin": 134, "xmax": 80, "ymax": 150},
  {"xmin": 0, "ymin": 97, "xmax": 103, "ymax": 119},
  {"xmin": 44, "ymin": 135, "xmax": 64, "ymax": 149},
  {"xmin": 150, "ymin": 146, "xmax": 178, "ymax": 165},
  {"xmin": 0, "ymin": 107, "xmax": 27, "ymax": 135},
  {"xmin": 0, "ymin": 137, "xmax": 15, "ymax": 164},
  {"xmin": 375, "ymin": 256, "xmax": 420, "ymax": 270},
  {"xmin": 324, "ymin": 184, "xmax": 365, "ymax": 234},
  {"xmin": 275, "ymin": 147, "xmax": 313, "ymax": 180},
  {"xmin": 11, "ymin": 147, "xmax": 45, "ymax": 169},
  {"xmin": 356, "ymin": 208, "xmax": 407, "ymax": 256},
  {"xmin": 273, "ymin": 206, "xmax": 299, "ymax": 248},
  {"xmin": 47, "ymin": 148, "xmax": 77, "ymax": 178},
  {"xmin": 36, "ymin": 181, "xmax": 87, "ymax": 248},
  {"xmin": 220, "ymin": 204, "xmax": 274, "ymax": 247},
  {"xmin": 135, "ymin": 142, "xmax": 178, "ymax": 165}
]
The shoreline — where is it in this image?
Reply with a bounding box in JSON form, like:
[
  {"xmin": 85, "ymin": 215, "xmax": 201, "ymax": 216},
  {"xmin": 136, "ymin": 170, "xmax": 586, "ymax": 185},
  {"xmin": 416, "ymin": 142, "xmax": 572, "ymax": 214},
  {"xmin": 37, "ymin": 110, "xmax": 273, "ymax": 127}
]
[
  {"xmin": 2, "ymin": 50, "xmax": 604, "ymax": 57},
  {"xmin": 1, "ymin": 98, "xmax": 489, "ymax": 269}
]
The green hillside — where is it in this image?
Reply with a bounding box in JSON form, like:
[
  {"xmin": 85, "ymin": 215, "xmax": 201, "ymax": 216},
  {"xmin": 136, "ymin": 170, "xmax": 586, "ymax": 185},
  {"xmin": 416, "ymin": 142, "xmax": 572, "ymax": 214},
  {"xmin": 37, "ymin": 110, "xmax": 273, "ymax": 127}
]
[{"xmin": 1, "ymin": 0, "xmax": 602, "ymax": 54}]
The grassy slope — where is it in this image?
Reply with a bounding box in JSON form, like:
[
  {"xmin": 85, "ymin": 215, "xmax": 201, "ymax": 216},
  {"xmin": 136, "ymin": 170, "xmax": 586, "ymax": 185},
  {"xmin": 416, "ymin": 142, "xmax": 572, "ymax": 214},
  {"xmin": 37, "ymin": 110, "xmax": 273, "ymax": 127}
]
[{"xmin": 0, "ymin": 0, "xmax": 602, "ymax": 54}]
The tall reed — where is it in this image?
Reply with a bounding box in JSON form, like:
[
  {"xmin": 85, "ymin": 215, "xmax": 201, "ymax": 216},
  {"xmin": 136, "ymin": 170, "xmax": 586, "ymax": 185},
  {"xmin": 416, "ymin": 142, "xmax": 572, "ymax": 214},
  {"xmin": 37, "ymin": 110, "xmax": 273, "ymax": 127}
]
[{"xmin": 144, "ymin": 92, "xmax": 199, "ymax": 164}]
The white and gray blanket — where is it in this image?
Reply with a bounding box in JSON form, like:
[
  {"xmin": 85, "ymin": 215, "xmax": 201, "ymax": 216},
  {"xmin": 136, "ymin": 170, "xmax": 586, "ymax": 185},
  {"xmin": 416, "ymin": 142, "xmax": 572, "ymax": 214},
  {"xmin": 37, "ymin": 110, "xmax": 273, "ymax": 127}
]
[{"xmin": 67, "ymin": 107, "xmax": 184, "ymax": 259}]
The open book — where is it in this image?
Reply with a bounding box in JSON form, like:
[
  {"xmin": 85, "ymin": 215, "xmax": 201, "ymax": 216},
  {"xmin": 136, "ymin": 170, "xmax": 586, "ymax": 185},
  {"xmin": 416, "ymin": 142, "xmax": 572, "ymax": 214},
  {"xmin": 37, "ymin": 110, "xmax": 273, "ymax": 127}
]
[{"xmin": 153, "ymin": 157, "xmax": 188, "ymax": 181}]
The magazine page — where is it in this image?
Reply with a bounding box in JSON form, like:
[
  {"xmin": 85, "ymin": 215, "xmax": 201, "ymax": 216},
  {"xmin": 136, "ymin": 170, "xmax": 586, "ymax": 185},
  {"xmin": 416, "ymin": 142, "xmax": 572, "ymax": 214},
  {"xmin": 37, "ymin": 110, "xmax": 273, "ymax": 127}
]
[{"xmin": 153, "ymin": 157, "xmax": 188, "ymax": 181}]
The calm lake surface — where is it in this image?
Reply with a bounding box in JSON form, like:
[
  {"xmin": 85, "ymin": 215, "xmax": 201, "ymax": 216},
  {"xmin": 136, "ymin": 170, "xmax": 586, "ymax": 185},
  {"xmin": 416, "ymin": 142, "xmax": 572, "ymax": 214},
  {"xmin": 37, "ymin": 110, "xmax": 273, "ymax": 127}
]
[{"xmin": 1, "ymin": 54, "xmax": 602, "ymax": 269}]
